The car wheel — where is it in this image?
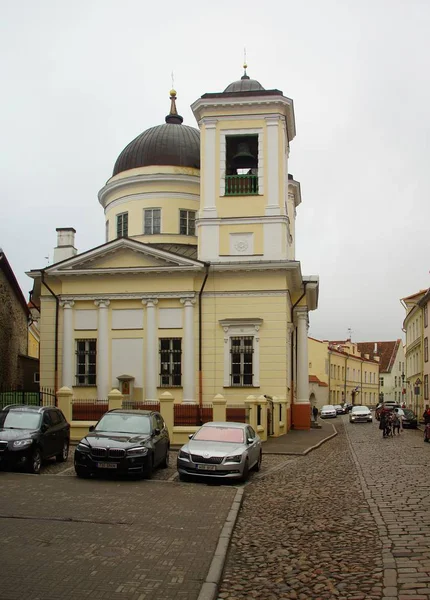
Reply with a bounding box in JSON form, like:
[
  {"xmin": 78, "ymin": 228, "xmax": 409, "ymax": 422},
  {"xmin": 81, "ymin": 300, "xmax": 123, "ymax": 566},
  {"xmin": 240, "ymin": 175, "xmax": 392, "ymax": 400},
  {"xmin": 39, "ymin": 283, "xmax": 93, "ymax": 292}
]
[
  {"xmin": 253, "ymin": 451, "xmax": 262, "ymax": 472},
  {"xmin": 160, "ymin": 447, "xmax": 169, "ymax": 469},
  {"xmin": 240, "ymin": 458, "xmax": 249, "ymax": 482},
  {"xmin": 142, "ymin": 455, "xmax": 154, "ymax": 479},
  {"xmin": 56, "ymin": 440, "xmax": 69, "ymax": 463},
  {"xmin": 29, "ymin": 448, "xmax": 42, "ymax": 474},
  {"xmin": 75, "ymin": 467, "xmax": 91, "ymax": 478}
]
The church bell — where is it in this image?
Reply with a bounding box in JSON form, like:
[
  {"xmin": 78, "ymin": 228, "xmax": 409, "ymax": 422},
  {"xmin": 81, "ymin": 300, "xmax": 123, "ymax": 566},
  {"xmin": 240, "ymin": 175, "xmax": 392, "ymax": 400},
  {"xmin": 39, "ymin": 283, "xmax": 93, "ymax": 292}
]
[{"xmin": 232, "ymin": 142, "xmax": 257, "ymax": 169}]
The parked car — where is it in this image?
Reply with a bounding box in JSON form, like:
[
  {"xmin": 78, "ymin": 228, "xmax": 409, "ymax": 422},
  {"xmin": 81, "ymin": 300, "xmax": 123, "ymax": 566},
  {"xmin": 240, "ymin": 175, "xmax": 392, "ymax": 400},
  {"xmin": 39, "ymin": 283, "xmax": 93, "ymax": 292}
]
[
  {"xmin": 177, "ymin": 421, "xmax": 262, "ymax": 482},
  {"xmin": 334, "ymin": 404, "xmax": 346, "ymax": 415},
  {"xmin": 0, "ymin": 404, "xmax": 70, "ymax": 474},
  {"xmin": 375, "ymin": 402, "xmax": 400, "ymax": 420},
  {"xmin": 401, "ymin": 408, "xmax": 418, "ymax": 429},
  {"xmin": 74, "ymin": 409, "xmax": 169, "ymax": 479},
  {"xmin": 344, "ymin": 403, "xmax": 353, "ymax": 413},
  {"xmin": 320, "ymin": 405, "xmax": 337, "ymax": 418},
  {"xmin": 349, "ymin": 405, "xmax": 372, "ymax": 423}
]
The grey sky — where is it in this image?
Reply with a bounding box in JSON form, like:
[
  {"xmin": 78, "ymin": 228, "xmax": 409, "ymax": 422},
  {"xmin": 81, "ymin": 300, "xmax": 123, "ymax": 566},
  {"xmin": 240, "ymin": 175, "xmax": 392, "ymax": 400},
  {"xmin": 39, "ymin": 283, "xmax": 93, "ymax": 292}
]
[{"xmin": 1, "ymin": 0, "xmax": 429, "ymax": 343}]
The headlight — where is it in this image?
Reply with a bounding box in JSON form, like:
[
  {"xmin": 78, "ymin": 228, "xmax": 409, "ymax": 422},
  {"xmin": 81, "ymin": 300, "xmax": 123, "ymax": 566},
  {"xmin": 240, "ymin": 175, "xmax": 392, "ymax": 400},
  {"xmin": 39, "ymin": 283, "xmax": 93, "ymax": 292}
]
[
  {"xmin": 127, "ymin": 446, "xmax": 148, "ymax": 456},
  {"xmin": 225, "ymin": 454, "xmax": 242, "ymax": 463},
  {"xmin": 351, "ymin": 416, "xmax": 355, "ymax": 420},
  {"xmin": 13, "ymin": 439, "xmax": 33, "ymax": 448},
  {"xmin": 179, "ymin": 450, "xmax": 190, "ymax": 459},
  {"xmin": 76, "ymin": 443, "xmax": 90, "ymax": 453}
]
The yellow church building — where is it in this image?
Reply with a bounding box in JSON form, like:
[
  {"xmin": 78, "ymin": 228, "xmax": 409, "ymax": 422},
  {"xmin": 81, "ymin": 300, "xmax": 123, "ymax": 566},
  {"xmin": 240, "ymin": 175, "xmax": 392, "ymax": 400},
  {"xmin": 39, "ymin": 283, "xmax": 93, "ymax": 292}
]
[{"xmin": 28, "ymin": 66, "xmax": 319, "ymax": 436}]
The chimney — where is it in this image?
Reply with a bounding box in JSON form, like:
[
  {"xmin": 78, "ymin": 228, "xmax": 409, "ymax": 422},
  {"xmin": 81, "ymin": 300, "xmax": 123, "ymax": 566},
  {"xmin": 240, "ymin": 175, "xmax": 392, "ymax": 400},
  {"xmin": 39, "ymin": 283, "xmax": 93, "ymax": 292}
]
[
  {"xmin": 374, "ymin": 342, "xmax": 378, "ymax": 354},
  {"xmin": 53, "ymin": 228, "xmax": 77, "ymax": 264}
]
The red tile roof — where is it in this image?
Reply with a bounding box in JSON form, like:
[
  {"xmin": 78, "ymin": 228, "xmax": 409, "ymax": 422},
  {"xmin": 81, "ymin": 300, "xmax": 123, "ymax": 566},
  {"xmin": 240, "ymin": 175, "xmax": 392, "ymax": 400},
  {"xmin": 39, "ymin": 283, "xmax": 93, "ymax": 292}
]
[
  {"xmin": 356, "ymin": 340, "xmax": 401, "ymax": 373},
  {"xmin": 309, "ymin": 374, "xmax": 328, "ymax": 387}
]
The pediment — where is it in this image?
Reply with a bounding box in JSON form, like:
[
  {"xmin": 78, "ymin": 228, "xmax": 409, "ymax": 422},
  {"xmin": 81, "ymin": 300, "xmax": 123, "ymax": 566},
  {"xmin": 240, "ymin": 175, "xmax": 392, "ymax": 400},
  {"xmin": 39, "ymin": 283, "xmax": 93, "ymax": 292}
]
[{"xmin": 46, "ymin": 238, "xmax": 202, "ymax": 275}]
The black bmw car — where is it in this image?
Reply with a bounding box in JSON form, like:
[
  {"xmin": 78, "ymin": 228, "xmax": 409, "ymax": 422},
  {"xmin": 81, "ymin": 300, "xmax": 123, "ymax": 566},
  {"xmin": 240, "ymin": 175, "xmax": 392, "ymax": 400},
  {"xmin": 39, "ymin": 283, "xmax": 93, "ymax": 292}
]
[
  {"xmin": 0, "ymin": 405, "xmax": 70, "ymax": 474},
  {"xmin": 74, "ymin": 409, "xmax": 170, "ymax": 478}
]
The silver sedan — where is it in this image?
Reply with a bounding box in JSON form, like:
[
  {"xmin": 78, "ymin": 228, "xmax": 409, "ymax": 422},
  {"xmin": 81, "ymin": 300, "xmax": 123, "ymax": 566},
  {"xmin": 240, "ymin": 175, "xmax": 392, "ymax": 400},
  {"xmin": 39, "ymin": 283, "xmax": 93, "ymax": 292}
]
[{"xmin": 177, "ymin": 421, "xmax": 262, "ymax": 482}]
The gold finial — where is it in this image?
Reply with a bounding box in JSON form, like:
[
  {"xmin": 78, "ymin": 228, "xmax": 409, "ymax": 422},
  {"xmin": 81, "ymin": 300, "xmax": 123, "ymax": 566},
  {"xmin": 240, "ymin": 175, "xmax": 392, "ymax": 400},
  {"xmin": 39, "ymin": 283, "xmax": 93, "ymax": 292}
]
[{"xmin": 170, "ymin": 88, "xmax": 177, "ymax": 97}]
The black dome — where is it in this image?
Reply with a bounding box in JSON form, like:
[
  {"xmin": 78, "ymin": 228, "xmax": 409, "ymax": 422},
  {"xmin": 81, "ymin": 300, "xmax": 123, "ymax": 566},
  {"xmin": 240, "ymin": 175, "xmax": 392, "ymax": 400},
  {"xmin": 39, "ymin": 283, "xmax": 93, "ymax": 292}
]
[
  {"xmin": 224, "ymin": 75, "xmax": 265, "ymax": 93},
  {"xmin": 113, "ymin": 123, "xmax": 200, "ymax": 176}
]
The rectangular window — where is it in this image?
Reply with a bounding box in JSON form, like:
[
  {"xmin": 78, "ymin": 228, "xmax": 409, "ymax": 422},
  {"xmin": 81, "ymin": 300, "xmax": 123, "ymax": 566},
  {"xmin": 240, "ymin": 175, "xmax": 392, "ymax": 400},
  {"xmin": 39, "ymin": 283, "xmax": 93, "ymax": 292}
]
[
  {"xmin": 230, "ymin": 336, "xmax": 254, "ymax": 387},
  {"xmin": 395, "ymin": 376, "xmax": 397, "ymax": 387},
  {"xmin": 179, "ymin": 210, "xmax": 196, "ymax": 235},
  {"xmin": 159, "ymin": 338, "xmax": 182, "ymax": 387},
  {"xmin": 34, "ymin": 372, "xmax": 40, "ymax": 384},
  {"xmin": 425, "ymin": 304, "xmax": 428, "ymax": 328},
  {"xmin": 105, "ymin": 220, "xmax": 109, "ymax": 242},
  {"xmin": 380, "ymin": 376, "xmax": 384, "ymax": 387},
  {"xmin": 425, "ymin": 337, "xmax": 428, "ymax": 362},
  {"xmin": 116, "ymin": 212, "xmax": 128, "ymax": 238},
  {"xmin": 425, "ymin": 375, "xmax": 429, "ymax": 400},
  {"xmin": 75, "ymin": 339, "xmax": 97, "ymax": 386},
  {"xmin": 144, "ymin": 208, "xmax": 161, "ymax": 235}
]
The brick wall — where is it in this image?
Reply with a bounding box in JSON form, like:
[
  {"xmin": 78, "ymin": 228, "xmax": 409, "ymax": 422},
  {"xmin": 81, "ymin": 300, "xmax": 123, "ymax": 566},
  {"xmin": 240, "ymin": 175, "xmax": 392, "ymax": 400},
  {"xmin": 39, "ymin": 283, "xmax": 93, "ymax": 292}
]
[{"xmin": 0, "ymin": 270, "xmax": 28, "ymax": 388}]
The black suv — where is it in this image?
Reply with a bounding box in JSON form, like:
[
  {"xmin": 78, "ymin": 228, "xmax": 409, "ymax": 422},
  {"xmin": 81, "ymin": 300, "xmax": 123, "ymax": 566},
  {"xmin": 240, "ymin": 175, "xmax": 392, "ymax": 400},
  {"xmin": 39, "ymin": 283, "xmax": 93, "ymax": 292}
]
[
  {"xmin": 74, "ymin": 409, "xmax": 170, "ymax": 478},
  {"xmin": 0, "ymin": 405, "xmax": 70, "ymax": 474}
]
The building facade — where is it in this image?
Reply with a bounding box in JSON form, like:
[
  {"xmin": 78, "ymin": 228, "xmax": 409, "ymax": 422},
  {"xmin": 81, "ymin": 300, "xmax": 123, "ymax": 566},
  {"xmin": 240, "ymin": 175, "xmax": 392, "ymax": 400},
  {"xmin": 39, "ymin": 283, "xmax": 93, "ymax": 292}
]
[
  {"xmin": 357, "ymin": 341, "xmax": 405, "ymax": 405},
  {"xmin": 28, "ymin": 69, "xmax": 319, "ymax": 432},
  {"xmin": 402, "ymin": 290, "xmax": 426, "ymax": 416}
]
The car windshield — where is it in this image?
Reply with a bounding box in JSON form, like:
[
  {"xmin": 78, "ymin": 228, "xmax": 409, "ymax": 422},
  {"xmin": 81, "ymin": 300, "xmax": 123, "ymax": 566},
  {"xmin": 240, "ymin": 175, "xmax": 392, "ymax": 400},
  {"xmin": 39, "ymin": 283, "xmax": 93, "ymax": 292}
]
[
  {"xmin": 193, "ymin": 426, "xmax": 244, "ymax": 443},
  {"xmin": 95, "ymin": 413, "xmax": 151, "ymax": 434},
  {"xmin": 322, "ymin": 406, "xmax": 334, "ymax": 410},
  {"xmin": 352, "ymin": 406, "xmax": 369, "ymax": 413},
  {"xmin": 404, "ymin": 409, "xmax": 415, "ymax": 418},
  {"xmin": 0, "ymin": 410, "xmax": 42, "ymax": 429}
]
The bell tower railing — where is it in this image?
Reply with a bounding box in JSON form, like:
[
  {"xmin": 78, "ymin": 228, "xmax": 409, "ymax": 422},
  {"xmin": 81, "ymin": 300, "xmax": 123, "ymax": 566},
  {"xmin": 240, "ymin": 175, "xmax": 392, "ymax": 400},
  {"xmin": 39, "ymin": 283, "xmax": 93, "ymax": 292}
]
[{"xmin": 225, "ymin": 174, "xmax": 259, "ymax": 196}]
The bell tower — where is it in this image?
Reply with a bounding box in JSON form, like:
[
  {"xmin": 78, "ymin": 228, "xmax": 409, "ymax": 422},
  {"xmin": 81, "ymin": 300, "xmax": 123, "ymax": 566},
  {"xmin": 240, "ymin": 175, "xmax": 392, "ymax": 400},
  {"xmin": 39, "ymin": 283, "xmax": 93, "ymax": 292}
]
[{"xmin": 191, "ymin": 65, "xmax": 297, "ymax": 263}]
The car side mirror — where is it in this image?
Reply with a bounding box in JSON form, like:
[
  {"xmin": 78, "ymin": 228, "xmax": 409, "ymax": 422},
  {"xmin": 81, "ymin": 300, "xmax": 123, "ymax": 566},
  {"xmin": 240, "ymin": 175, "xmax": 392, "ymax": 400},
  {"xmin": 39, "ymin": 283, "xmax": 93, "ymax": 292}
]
[
  {"xmin": 89, "ymin": 425, "xmax": 95, "ymax": 432},
  {"xmin": 247, "ymin": 438, "xmax": 254, "ymax": 445},
  {"xmin": 153, "ymin": 428, "xmax": 161, "ymax": 436}
]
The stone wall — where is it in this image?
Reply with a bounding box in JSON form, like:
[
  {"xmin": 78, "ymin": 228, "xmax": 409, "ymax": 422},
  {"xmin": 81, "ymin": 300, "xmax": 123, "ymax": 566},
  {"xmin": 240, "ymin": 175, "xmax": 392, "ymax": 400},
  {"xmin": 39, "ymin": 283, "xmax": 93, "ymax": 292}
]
[{"xmin": 0, "ymin": 269, "xmax": 28, "ymax": 388}]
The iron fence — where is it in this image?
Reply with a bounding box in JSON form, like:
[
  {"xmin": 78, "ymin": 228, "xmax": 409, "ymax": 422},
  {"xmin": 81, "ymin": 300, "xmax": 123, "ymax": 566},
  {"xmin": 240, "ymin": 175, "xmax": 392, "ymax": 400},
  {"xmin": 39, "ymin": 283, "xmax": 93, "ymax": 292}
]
[
  {"xmin": 174, "ymin": 403, "xmax": 213, "ymax": 426},
  {"xmin": 122, "ymin": 400, "xmax": 161, "ymax": 412},
  {"xmin": 226, "ymin": 405, "xmax": 250, "ymax": 424},
  {"xmin": 72, "ymin": 399, "xmax": 108, "ymax": 421},
  {"xmin": 0, "ymin": 387, "xmax": 56, "ymax": 409}
]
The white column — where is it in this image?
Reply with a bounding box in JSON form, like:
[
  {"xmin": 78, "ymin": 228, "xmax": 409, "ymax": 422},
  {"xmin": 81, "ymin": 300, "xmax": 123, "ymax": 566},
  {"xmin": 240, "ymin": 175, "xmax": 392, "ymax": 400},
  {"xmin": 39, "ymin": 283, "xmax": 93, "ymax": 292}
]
[
  {"xmin": 296, "ymin": 310, "xmax": 310, "ymax": 403},
  {"xmin": 181, "ymin": 298, "xmax": 196, "ymax": 403},
  {"xmin": 265, "ymin": 117, "xmax": 280, "ymax": 216},
  {"xmin": 60, "ymin": 300, "xmax": 74, "ymax": 388},
  {"xmin": 143, "ymin": 299, "xmax": 158, "ymax": 401},
  {"xmin": 201, "ymin": 118, "xmax": 218, "ymax": 217},
  {"xmin": 94, "ymin": 300, "xmax": 110, "ymax": 399}
]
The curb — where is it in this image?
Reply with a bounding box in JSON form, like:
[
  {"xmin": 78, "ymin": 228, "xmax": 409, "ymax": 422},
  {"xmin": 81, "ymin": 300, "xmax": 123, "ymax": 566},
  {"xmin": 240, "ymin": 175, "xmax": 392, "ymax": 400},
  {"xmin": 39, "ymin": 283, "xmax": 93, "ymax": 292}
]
[{"xmin": 197, "ymin": 486, "xmax": 245, "ymax": 600}]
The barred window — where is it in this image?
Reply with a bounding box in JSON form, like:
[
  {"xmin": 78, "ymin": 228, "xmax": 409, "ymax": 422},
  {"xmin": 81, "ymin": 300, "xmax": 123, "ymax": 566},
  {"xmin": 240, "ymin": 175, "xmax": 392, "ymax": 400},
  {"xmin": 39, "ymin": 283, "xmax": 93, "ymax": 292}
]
[
  {"xmin": 425, "ymin": 375, "xmax": 429, "ymax": 400},
  {"xmin": 179, "ymin": 210, "xmax": 196, "ymax": 235},
  {"xmin": 159, "ymin": 338, "xmax": 182, "ymax": 387},
  {"xmin": 116, "ymin": 212, "xmax": 128, "ymax": 238},
  {"xmin": 144, "ymin": 208, "xmax": 161, "ymax": 234},
  {"xmin": 75, "ymin": 339, "xmax": 97, "ymax": 386},
  {"xmin": 230, "ymin": 336, "xmax": 254, "ymax": 387}
]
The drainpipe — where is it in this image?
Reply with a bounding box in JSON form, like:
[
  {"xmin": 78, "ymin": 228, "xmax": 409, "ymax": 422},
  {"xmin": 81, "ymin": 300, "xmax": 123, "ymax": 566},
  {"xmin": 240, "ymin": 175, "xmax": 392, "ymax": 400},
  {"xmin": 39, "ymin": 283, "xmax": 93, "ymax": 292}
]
[
  {"xmin": 198, "ymin": 264, "xmax": 210, "ymax": 409},
  {"xmin": 290, "ymin": 282, "xmax": 308, "ymax": 412},
  {"xmin": 41, "ymin": 271, "xmax": 59, "ymax": 394}
]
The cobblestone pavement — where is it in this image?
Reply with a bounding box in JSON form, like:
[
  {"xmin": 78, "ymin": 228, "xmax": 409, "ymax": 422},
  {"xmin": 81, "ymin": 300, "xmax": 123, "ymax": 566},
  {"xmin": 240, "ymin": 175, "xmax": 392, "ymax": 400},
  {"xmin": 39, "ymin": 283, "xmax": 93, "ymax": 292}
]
[
  {"xmin": 219, "ymin": 417, "xmax": 430, "ymax": 600},
  {"xmin": 0, "ymin": 472, "xmax": 237, "ymax": 600}
]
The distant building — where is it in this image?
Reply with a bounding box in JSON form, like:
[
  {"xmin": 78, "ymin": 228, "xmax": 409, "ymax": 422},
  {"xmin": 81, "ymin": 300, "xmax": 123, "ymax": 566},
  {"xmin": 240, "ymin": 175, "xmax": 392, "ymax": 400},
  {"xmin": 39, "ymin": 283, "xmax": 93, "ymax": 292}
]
[
  {"xmin": 356, "ymin": 341, "xmax": 405, "ymax": 405},
  {"xmin": 308, "ymin": 338, "xmax": 380, "ymax": 407},
  {"xmin": 0, "ymin": 250, "xmax": 39, "ymax": 390},
  {"xmin": 401, "ymin": 290, "xmax": 427, "ymax": 416}
]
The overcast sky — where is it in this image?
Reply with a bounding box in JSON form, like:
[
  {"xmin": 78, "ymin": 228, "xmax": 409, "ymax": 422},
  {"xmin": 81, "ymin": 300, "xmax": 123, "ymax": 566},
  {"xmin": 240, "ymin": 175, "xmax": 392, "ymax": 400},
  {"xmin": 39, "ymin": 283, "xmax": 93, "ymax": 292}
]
[{"xmin": 1, "ymin": 0, "xmax": 429, "ymax": 343}]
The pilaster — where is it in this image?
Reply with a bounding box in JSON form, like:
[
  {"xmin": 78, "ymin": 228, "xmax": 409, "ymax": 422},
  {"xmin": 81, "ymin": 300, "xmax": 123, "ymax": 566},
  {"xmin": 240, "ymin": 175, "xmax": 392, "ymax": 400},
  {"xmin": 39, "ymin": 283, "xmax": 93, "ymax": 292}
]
[
  {"xmin": 143, "ymin": 299, "xmax": 158, "ymax": 401},
  {"xmin": 94, "ymin": 299, "xmax": 110, "ymax": 399},
  {"xmin": 180, "ymin": 298, "xmax": 196, "ymax": 403},
  {"xmin": 60, "ymin": 300, "xmax": 74, "ymax": 388}
]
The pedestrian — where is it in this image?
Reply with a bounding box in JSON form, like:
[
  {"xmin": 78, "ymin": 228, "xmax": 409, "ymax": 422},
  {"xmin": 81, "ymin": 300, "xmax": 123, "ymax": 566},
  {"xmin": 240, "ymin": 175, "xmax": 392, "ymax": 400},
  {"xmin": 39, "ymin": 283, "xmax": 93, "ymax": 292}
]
[
  {"xmin": 312, "ymin": 405, "xmax": 318, "ymax": 423},
  {"xmin": 392, "ymin": 411, "xmax": 401, "ymax": 435},
  {"xmin": 394, "ymin": 407, "xmax": 404, "ymax": 433},
  {"xmin": 423, "ymin": 406, "xmax": 430, "ymax": 425},
  {"xmin": 379, "ymin": 409, "xmax": 388, "ymax": 438}
]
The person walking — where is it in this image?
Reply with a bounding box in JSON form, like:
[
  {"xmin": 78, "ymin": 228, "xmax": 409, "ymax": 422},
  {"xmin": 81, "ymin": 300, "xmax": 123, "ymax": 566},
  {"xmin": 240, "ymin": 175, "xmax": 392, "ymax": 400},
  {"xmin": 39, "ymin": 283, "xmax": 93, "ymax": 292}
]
[
  {"xmin": 423, "ymin": 406, "xmax": 430, "ymax": 425},
  {"xmin": 312, "ymin": 405, "xmax": 318, "ymax": 423},
  {"xmin": 392, "ymin": 411, "xmax": 401, "ymax": 435},
  {"xmin": 379, "ymin": 409, "xmax": 388, "ymax": 438},
  {"xmin": 394, "ymin": 407, "xmax": 404, "ymax": 433}
]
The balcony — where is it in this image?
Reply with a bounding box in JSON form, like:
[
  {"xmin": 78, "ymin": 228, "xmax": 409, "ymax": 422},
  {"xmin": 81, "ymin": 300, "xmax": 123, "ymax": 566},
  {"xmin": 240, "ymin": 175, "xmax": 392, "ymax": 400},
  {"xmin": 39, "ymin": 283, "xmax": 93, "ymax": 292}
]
[{"xmin": 225, "ymin": 174, "xmax": 259, "ymax": 196}]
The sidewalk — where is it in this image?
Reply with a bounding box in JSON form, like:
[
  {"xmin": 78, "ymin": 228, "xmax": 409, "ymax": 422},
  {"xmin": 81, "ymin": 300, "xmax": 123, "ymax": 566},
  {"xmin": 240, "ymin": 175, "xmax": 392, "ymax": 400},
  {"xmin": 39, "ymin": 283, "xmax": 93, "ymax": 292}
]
[{"xmin": 263, "ymin": 419, "xmax": 337, "ymax": 455}]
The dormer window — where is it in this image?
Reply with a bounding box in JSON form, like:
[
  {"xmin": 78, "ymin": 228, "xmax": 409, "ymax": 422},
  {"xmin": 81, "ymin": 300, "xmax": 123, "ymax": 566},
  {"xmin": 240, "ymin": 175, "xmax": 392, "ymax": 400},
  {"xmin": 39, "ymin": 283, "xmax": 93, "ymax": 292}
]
[{"xmin": 225, "ymin": 135, "xmax": 259, "ymax": 196}]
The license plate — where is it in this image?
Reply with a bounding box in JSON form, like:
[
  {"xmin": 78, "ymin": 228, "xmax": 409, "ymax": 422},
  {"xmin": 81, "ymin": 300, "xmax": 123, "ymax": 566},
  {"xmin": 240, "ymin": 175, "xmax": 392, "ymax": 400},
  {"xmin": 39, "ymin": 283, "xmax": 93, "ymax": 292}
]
[
  {"xmin": 97, "ymin": 462, "xmax": 117, "ymax": 469},
  {"xmin": 197, "ymin": 464, "xmax": 217, "ymax": 471}
]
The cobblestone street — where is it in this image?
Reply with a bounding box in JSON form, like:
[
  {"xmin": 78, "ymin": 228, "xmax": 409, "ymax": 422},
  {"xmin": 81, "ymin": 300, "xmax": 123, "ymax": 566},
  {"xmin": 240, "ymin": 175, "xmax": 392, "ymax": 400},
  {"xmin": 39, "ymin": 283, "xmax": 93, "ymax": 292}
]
[{"xmin": 219, "ymin": 417, "xmax": 430, "ymax": 600}]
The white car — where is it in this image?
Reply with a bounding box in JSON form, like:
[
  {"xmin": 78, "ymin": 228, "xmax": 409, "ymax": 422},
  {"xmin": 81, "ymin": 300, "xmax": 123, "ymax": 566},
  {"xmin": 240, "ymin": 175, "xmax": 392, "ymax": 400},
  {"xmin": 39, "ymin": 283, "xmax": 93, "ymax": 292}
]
[
  {"xmin": 349, "ymin": 405, "xmax": 372, "ymax": 423},
  {"xmin": 320, "ymin": 405, "xmax": 337, "ymax": 418}
]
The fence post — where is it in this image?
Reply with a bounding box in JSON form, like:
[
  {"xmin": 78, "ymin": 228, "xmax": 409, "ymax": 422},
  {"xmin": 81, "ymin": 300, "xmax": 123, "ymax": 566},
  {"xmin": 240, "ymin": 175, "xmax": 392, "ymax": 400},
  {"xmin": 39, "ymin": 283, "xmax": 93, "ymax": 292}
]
[
  {"xmin": 57, "ymin": 387, "xmax": 73, "ymax": 423},
  {"xmin": 212, "ymin": 394, "xmax": 227, "ymax": 422},
  {"xmin": 108, "ymin": 389, "xmax": 123, "ymax": 411},
  {"xmin": 159, "ymin": 392, "xmax": 174, "ymax": 433},
  {"xmin": 245, "ymin": 395, "xmax": 258, "ymax": 431}
]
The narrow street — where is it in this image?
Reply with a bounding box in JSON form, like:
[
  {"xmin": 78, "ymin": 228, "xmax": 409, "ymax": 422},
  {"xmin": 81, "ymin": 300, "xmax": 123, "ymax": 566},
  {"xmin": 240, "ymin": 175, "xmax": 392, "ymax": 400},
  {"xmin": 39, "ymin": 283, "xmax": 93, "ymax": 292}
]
[{"xmin": 219, "ymin": 418, "xmax": 430, "ymax": 600}]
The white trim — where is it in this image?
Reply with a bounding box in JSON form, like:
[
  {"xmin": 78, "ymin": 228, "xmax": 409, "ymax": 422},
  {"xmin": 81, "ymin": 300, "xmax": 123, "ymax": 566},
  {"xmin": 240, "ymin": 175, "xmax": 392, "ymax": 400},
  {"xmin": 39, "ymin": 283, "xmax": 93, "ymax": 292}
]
[
  {"xmin": 219, "ymin": 128, "xmax": 264, "ymax": 197},
  {"xmin": 99, "ymin": 173, "xmax": 200, "ymax": 208},
  {"xmin": 201, "ymin": 119, "xmax": 218, "ymax": 217},
  {"xmin": 105, "ymin": 192, "xmax": 200, "ymax": 212},
  {"xmin": 49, "ymin": 266, "xmax": 202, "ymax": 276},
  {"xmin": 219, "ymin": 319, "xmax": 263, "ymax": 388},
  {"xmin": 204, "ymin": 290, "xmax": 288, "ymax": 298},
  {"xmin": 59, "ymin": 292, "xmax": 196, "ymax": 301},
  {"xmin": 197, "ymin": 215, "xmax": 289, "ymax": 226},
  {"xmin": 265, "ymin": 117, "xmax": 280, "ymax": 215}
]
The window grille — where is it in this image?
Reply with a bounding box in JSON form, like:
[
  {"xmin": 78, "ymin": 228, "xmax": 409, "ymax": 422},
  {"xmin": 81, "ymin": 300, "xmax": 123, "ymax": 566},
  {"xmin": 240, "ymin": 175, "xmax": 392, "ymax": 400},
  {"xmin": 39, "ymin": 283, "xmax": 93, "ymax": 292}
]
[
  {"xmin": 159, "ymin": 338, "xmax": 182, "ymax": 387},
  {"xmin": 75, "ymin": 339, "xmax": 97, "ymax": 386},
  {"xmin": 230, "ymin": 336, "xmax": 254, "ymax": 386}
]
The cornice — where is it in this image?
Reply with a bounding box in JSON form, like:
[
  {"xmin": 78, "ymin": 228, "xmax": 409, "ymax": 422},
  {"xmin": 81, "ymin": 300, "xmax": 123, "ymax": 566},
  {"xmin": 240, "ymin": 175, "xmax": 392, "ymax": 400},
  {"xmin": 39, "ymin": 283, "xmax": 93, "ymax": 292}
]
[
  {"xmin": 204, "ymin": 290, "xmax": 288, "ymax": 298},
  {"xmin": 210, "ymin": 260, "xmax": 300, "ymax": 273},
  {"xmin": 99, "ymin": 173, "xmax": 200, "ymax": 208},
  {"xmin": 104, "ymin": 191, "xmax": 200, "ymax": 212},
  {"xmin": 197, "ymin": 215, "xmax": 289, "ymax": 226},
  {"xmin": 48, "ymin": 266, "xmax": 203, "ymax": 277},
  {"xmin": 59, "ymin": 292, "xmax": 196, "ymax": 301}
]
